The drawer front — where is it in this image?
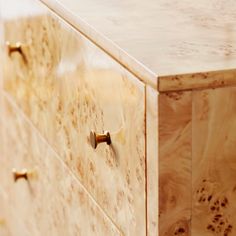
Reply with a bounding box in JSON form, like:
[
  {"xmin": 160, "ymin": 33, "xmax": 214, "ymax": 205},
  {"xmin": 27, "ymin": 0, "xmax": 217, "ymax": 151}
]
[
  {"xmin": 2, "ymin": 0, "xmax": 146, "ymax": 234},
  {"xmin": 1, "ymin": 95, "xmax": 122, "ymax": 236}
]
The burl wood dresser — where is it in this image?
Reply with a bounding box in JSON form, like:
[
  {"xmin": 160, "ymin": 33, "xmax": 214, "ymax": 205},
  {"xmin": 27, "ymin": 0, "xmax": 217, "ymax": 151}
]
[{"xmin": 1, "ymin": 0, "xmax": 236, "ymax": 235}]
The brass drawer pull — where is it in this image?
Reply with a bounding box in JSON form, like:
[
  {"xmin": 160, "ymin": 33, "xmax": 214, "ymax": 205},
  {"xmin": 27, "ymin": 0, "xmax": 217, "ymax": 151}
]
[
  {"xmin": 6, "ymin": 41, "xmax": 27, "ymax": 63},
  {"xmin": 90, "ymin": 131, "xmax": 111, "ymax": 149},
  {"xmin": 12, "ymin": 168, "xmax": 28, "ymax": 182}
]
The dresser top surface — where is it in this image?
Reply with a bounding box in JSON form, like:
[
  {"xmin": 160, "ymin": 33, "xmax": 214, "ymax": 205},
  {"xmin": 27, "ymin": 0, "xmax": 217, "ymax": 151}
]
[
  {"xmin": 4, "ymin": 0, "xmax": 236, "ymax": 90},
  {"xmin": 42, "ymin": 0, "xmax": 236, "ymax": 78}
]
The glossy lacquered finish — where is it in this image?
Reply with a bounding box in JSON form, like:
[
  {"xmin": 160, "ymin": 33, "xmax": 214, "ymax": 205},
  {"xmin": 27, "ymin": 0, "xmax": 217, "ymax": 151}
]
[
  {"xmin": 1, "ymin": 95, "xmax": 122, "ymax": 236},
  {"xmin": 40, "ymin": 0, "xmax": 236, "ymax": 91},
  {"xmin": 159, "ymin": 88, "xmax": 236, "ymax": 236},
  {"xmin": 2, "ymin": 0, "xmax": 236, "ymax": 235},
  {"xmin": 1, "ymin": 0, "xmax": 146, "ymax": 235}
]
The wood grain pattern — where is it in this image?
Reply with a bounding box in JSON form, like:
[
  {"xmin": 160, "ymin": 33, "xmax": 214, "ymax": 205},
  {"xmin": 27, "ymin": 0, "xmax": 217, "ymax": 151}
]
[
  {"xmin": 2, "ymin": 0, "xmax": 146, "ymax": 234},
  {"xmin": 159, "ymin": 91, "xmax": 192, "ymax": 236},
  {"xmin": 39, "ymin": 0, "xmax": 236, "ymax": 89},
  {"xmin": 192, "ymin": 88, "xmax": 236, "ymax": 236},
  {"xmin": 0, "ymin": 15, "xmax": 7, "ymax": 235},
  {"xmin": 1, "ymin": 93, "xmax": 122, "ymax": 236},
  {"xmin": 146, "ymin": 86, "xmax": 158, "ymax": 235},
  {"xmin": 159, "ymin": 69, "xmax": 236, "ymax": 92}
]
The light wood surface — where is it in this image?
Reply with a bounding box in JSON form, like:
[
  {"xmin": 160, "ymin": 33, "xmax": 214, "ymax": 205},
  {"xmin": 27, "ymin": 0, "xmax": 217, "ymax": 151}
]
[
  {"xmin": 192, "ymin": 87, "xmax": 236, "ymax": 236},
  {"xmin": 2, "ymin": 0, "xmax": 146, "ymax": 234},
  {"xmin": 158, "ymin": 87, "xmax": 236, "ymax": 235},
  {"xmin": 39, "ymin": 0, "xmax": 236, "ymax": 90},
  {"xmin": 146, "ymin": 86, "xmax": 158, "ymax": 235},
  {"xmin": 159, "ymin": 69, "xmax": 236, "ymax": 92},
  {"xmin": 3, "ymin": 0, "xmax": 236, "ymax": 90},
  {"xmin": 159, "ymin": 91, "xmax": 192, "ymax": 235},
  {"xmin": 2, "ymin": 0, "xmax": 236, "ymax": 235},
  {"xmin": 1, "ymin": 94, "xmax": 122, "ymax": 236},
  {"xmin": 0, "ymin": 28, "xmax": 9, "ymax": 235}
]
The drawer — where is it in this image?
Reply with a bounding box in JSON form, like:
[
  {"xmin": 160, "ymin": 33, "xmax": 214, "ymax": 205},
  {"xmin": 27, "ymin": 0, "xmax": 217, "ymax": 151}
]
[
  {"xmin": 1, "ymin": 95, "xmax": 122, "ymax": 236},
  {"xmin": 2, "ymin": 1, "xmax": 57, "ymax": 85},
  {"xmin": 2, "ymin": 0, "xmax": 146, "ymax": 234}
]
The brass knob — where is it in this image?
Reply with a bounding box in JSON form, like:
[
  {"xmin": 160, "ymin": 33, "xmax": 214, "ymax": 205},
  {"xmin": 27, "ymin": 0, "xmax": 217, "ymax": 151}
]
[
  {"xmin": 90, "ymin": 131, "xmax": 111, "ymax": 149},
  {"xmin": 6, "ymin": 41, "xmax": 27, "ymax": 63},
  {"xmin": 12, "ymin": 168, "xmax": 28, "ymax": 182}
]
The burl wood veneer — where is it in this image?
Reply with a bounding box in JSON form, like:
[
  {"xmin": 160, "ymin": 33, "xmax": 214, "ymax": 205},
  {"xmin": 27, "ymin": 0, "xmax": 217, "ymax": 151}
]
[
  {"xmin": 1, "ymin": 0, "xmax": 236, "ymax": 235},
  {"xmin": 1, "ymin": 93, "xmax": 122, "ymax": 236},
  {"xmin": 159, "ymin": 88, "xmax": 236, "ymax": 236},
  {"xmin": 2, "ymin": 0, "xmax": 145, "ymax": 235},
  {"xmin": 159, "ymin": 92, "xmax": 192, "ymax": 235},
  {"xmin": 192, "ymin": 88, "xmax": 236, "ymax": 236}
]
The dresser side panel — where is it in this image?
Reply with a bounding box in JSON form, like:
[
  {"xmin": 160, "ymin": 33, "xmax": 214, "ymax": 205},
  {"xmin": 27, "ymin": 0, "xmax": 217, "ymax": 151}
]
[
  {"xmin": 192, "ymin": 87, "xmax": 236, "ymax": 235},
  {"xmin": 159, "ymin": 91, "xmax": 192, "ymax": 235}
]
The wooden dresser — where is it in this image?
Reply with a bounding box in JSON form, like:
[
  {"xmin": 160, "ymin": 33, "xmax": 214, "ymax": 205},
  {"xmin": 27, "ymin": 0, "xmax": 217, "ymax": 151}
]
[{"xmin": 1, "ymin": 0, "xmax": 236, "ymax": 235}]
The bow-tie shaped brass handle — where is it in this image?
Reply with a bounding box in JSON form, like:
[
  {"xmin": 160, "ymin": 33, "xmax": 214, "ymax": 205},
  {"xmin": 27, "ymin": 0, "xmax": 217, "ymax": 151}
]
[
  {"xmin": 90, "ymin": 131, "xmax": 111, "ymax": 149},
  {"xmin": 6, "ymin": 41, "xmax": 27, "ymax": 63}
]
